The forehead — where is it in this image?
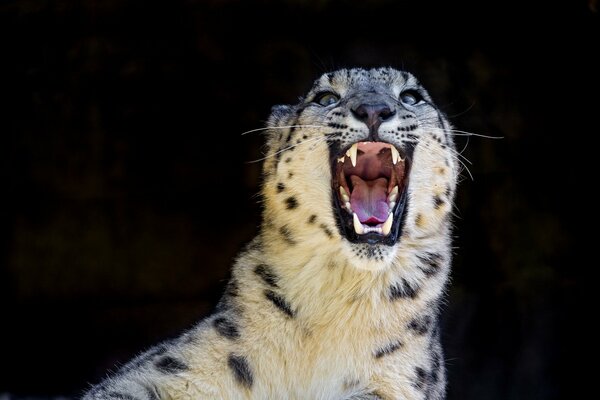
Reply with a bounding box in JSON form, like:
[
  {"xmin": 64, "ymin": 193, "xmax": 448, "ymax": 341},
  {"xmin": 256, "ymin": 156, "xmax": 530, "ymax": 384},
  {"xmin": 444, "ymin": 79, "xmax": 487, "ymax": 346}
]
[{"xmin": 312, "ymin": 68, "xmax": 416, "ymax": 92}]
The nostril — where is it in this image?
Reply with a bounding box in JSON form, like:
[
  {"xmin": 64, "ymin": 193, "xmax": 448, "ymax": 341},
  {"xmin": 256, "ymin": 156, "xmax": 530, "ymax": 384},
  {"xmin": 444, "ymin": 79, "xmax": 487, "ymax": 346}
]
[
  {"xmin": 379, "ymin": 107, "xmax": 395, "ymax": 121},
  {"xmin": 351, "ymin": 105, "xmax": 370, "ymax": 122}
]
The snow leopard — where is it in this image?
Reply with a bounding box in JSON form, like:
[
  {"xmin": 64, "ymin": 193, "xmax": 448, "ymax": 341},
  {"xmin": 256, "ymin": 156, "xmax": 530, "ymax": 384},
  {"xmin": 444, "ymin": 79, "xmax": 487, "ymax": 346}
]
[{"xmin": 83, "ymin": 67, "xmax": 458, "ymax": 400}]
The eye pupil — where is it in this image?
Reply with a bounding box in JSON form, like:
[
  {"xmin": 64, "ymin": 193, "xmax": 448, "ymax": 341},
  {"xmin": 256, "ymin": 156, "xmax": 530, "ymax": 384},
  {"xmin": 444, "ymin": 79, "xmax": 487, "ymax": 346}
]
[{"xmin": 315, "ymin": 92, "xmax": 340, "ymax": 107}]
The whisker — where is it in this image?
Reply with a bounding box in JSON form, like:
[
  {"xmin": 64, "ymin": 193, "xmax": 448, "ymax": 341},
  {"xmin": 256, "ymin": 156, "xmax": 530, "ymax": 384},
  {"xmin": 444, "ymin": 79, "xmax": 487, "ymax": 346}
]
[
  {"xmin": 420, "ymin": 125, "xmax": 503, "ymax": 139},
  {"xmin": 402, "ymin": 138, "xmax": 474, "ymax": 181},
  {"xmin": 246, "ymin": 134, "xmax": 330, "ymax": 163},
  {"xmin": 241, "ymin": 125, "xmax": 327, "ymax": 136}
]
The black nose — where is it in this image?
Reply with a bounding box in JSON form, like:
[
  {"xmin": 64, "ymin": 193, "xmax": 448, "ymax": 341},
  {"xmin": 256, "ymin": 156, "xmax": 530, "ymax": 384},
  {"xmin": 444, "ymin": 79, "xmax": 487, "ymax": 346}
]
[{"xmin": 351, "ymin": 103, "xmax": 395, "ymax": 135}]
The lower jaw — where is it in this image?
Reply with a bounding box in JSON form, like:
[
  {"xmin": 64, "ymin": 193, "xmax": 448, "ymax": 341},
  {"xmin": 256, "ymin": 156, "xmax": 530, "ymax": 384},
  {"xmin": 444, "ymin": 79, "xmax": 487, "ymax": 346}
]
[{"xmin": 332, "ymin": 186, "xmax": 409, "ymax": 246}]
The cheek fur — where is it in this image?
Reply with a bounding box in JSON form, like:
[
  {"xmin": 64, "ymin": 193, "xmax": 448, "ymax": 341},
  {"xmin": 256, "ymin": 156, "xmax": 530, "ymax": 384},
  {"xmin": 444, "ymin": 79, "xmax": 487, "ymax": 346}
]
[{"xmin": 404, "ymin": 137, "xmax": 457, "ymax": 236}]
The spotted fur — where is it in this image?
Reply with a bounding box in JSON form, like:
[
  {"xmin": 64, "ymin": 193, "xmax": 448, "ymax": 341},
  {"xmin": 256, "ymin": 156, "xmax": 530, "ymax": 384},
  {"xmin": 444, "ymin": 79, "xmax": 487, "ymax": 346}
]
[{"xmin": 83, "ymin": 67, "xmax": 458, "ymax": 399}]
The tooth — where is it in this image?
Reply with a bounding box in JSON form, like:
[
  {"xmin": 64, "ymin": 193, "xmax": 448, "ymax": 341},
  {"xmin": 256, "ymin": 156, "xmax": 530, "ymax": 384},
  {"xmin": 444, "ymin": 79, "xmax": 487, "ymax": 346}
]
[
  {"xmin": 391, "ymin": 146, "xmax": 400, "ymax": 165},
  {"xmin": 353, "ymin": 213, "xmax": 365, "ymax": 234},
  {"xmin": 347, "ymin": 143, "xmax": 358, "ymax": 167},
  {"xmin": 388, "ymin": 185, "xmax": 399, "ymax": 203},
  {"xmin": 345, "ymin": 201, "xmax": 352, "ymax": 210},
  {"xmin": 337, "ymin": 156, "xmax": 345, "ymax": 163},
  {"xmin": 389, "ymin": 201, "xmax": 396, "ymax": 209},
  {"xmin": 382, "ymin": 212, "xmax": 394, "ymax": 236},
  {"xmin": 339, "ymin": 186, "xmax": 350, "ymax": 202}
]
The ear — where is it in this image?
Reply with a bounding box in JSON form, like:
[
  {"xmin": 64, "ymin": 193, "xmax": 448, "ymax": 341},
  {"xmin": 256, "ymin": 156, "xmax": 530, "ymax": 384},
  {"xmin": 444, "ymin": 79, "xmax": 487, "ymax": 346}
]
[{"xmin": 267, "ymin": 104, "xmax": 293, "ymax": 128}]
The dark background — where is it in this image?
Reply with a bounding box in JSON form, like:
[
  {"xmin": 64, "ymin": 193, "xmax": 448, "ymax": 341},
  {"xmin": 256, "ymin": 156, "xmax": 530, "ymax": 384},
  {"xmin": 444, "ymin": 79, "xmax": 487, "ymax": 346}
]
[{"xmin": 1, "ymin": 0, "xmax": 597, "ymax": 398}]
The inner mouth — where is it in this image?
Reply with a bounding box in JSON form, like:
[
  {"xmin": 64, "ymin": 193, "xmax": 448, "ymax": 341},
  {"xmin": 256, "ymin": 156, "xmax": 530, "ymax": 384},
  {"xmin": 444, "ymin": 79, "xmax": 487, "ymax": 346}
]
[{"xmin": 332, "ymin": 141, "xmax": 410, "ymax": 245}]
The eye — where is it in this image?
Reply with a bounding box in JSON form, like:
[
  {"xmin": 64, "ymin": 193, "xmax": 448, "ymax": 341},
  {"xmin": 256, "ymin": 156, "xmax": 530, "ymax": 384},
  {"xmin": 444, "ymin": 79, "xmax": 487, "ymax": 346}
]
[
  {"xmin": 314, "ymin": 92, "xmax": 340, "ymax": 107},
  {"xmin": 400, "ymin": 90, "xmax": 424, "ymax": 106}
]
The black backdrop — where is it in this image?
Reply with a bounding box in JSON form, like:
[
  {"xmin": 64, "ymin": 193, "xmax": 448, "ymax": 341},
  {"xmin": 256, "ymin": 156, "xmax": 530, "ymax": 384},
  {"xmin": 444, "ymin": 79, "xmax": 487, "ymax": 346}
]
[{"xmin": 1, "ymin": 0, "xmax": 597, "ymax": 398}]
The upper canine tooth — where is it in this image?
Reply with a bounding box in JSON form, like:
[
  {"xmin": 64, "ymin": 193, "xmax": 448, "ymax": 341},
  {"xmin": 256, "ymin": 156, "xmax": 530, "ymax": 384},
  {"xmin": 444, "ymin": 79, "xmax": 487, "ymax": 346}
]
[
  {"xmin": 391, "ymin": 146, "xmax": 401, "ymax": 165},
  {"xmin": 382, "ymin": 212, "xmax": 394, "ymax": 236},
  {"xmin": 347, "ymin": 143, "xmax": 358, "ymax": 167},
  {"xmin": 339, "ymin": 186, "xmax": 350, "ymax": 202},
  {"xmin": 353, "ymin": 213, "xmax": 365, "ymax": 234}
]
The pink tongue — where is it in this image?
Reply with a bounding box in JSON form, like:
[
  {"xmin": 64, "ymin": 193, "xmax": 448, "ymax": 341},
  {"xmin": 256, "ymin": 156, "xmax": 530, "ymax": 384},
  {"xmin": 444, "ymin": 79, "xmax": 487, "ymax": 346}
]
[{"xmin": 350, "ymin": 176, "xmax": 389, "ymax": 224}]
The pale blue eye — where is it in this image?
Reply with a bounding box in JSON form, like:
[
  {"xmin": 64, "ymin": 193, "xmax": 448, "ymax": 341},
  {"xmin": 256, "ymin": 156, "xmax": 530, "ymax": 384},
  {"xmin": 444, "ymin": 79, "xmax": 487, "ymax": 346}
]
[
  {"xmin": 400, "ymin": 90, "xmax": 423, "ymax": 106},
  {"xmin": 315, "ymin": 92, "xmax": 340, "ymax": 107}
]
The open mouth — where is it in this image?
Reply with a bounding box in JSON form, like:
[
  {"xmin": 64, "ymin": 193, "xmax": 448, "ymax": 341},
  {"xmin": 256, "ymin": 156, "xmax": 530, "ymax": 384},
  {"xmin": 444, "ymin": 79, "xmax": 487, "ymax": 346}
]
[{"xmin": 332, "ymin": 141, "xmax": 411, "ymax": 245}]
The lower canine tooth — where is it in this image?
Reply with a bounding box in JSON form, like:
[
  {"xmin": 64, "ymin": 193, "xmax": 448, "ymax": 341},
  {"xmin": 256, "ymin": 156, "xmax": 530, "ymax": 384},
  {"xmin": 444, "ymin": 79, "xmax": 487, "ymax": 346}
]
[
  {"xmin": 382, "ymin": 212, "xmax": 394, "ymax": 236},
  {"xmin": 339, "ymin": 186, "xmax": 350, "ymax": 202},
  {"xmin": 388, "ymin": 185, "xmax": 399, "ymax": 203},
  {"xmin": 353, "ymin": 213, "xmax": 365, "ymax": 234},
  {"xmin": 345, "ymin": 201, "xmax": 352, "ymax": 210}
]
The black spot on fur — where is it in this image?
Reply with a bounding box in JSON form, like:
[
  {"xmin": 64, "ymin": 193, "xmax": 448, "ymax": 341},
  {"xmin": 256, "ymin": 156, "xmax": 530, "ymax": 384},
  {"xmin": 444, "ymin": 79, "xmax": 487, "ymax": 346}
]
[
  {"xmin": 285, "ymin": 196, "xmax": 298, "ymax": 209},
  {"xmin": 374, "ymin": 340, "xmax": 403, "ymax": 358},
  {"xmin": 389, "ymin": 279, "xmax": 419, "ymax": 300},
  {"xmin": 417, "ymin": 253, "xmax": 443, "ymax": 277},
  {"xmin": 225, "ymin": 280, "xmax": 239, "ymax": 297},
  {"xmin": 285, "ymin": 157, "xmax": 292, "ymax": 163},
  {"xmin": 228, "ymin": 354, "xmax": 253, "ymax": 388},
  {"xmin": 308, "ymin": 214, "xmax": 317, "ymax": 224},
  {"xmin": 328, "ymin": 122, "xmax": 348, "ymax": 129},
  {"xmin": 414, "ymin": 366, "xmax": 437, "ymax": 392},
  {"xmin": 319, "ymin": 223, "xmax": 333, "ymax": 238},
  {"xmin": 276, "ymin": 182, "xmax": 285, "ymax": 193},
  {"xmin": 144, "ymin": 386, "xmax": 160, "ymax": 400},
  {"xmin": 155, "ymin": 356, "xmax": 188, "ymax": 374},
  {"xmin": 215, "ymin": 279, "xmax": 240, "ymax": 312},
  {"xmin": 279, "ymin": 225, "xmax": 296, "ymax": 245},
  {"xmin": 407, "ymin": 315, "xmax": 433, "ymax": 335},
  {"xmin": 127, "ymin": 344, "xmax": 168, "ymax": 370},
  {"xmin": 288, "ymin": 172, "xmax": 294, "ymax": 178},
  {"xmin": 213, "ymin": 316, "xmax": 240, "ymax": 339},
  {"xmin": 106, "ymin": 392, "xmax": 138, "ymax": 400},
  {"xmin": 254, "ymin": 264, "xmax": 279, "ymax": 288},
  {"xmin": 264, "ymin": 289, "xmax": 295, "ymax": 318},
  {"xmin": 433, "ymin": 195, "xmax": 444, "ymax": 209},
  {"xmin": 415, "ymin": 367, "xmax": 429, "ymax": 390}
]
